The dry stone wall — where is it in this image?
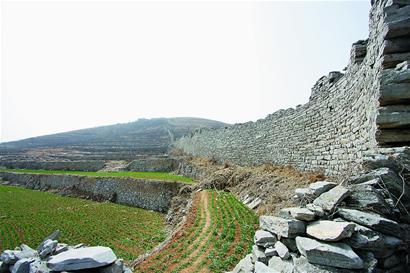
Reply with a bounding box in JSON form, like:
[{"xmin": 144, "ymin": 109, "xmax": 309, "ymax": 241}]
[
  {"xmin": 0, "ymin": 172, "xmax": 184, "ymax": 212},
  {"xmin": 175, "ymin": 0, "xmax": 410, "ymax": 176}
]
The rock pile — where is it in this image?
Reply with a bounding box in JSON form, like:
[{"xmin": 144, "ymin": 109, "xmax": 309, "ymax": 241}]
[
  {"xmin": 0, "ymin": 231, "xmax": 132, "ymax": 273},
  {"xmin": 229, "ymin": 149, "xmax": 410, "ymax": 273}
]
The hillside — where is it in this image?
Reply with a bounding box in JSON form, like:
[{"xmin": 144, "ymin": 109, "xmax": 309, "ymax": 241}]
[{"xmin": 0, "ymin": 117, "xmax": 228, "ymax": 170}]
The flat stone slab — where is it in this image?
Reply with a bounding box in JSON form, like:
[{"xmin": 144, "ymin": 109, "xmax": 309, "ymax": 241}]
[
  {"xmin": 313, "ymin": 185, "xmax": 350, "ymax": 212},
  {"xmin": 260, "ymin": 216, "xmax": 305, "ymax": 238},
  {"xmin": 295, "ymin": 236, "xmax": 363, "ymax": 269},
  {"xmin": 254, "ymin": 230, "xmax": 277, "ymax": 247},
  {"xmin": 47, "ymin": 246, "xmax": 117, "ymax": 271},
  {"xmin": 306, "ymin": 220, "xmax": 355, "ymax": 241},
  {"xmin": 293, "ymin": 255, "xmax": 354, "ymax": 273},
  {"xmin": 279, "ymin": 207, "xmax": 316, "ymax": 221},
  {"xmin": 337, "ymin": 208, "xmax": 402, "ymax": 236}
]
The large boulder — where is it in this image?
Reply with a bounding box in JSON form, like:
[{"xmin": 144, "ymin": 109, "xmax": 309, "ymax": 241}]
[
  {"xmin": 306, "ymin": 220, "xmax": 355, "ymax": 241},
  {"xmin": 36, "ymin": 230, "xmax": 60, "ymax": 253},
  {"xmin": 260, "ymin": 216, "xmax": 305, "ymax": 238},
  {"xmin": 295, "ymin": 237, "xmax": 363, "ymax": 269},
  {"xmin": 274, "ymin": 241, "xmax": 290, "ymax": 260},
  {"xmin": 309, "ymin": 181, "xmax": 338, "ymax": 196},
  {"xmin": 337, "ymin": 208, "xmax": 402, "ymax": 237},
  {"xmin": 47, "ymin": 246, "xmax": 117, "ymax": 271},
  {"xmin": 252, "ymin": 245, "xmax": 268, "ymax": 264},
  {"xmin": 1, "ymin": 250, "xmax": 20, "ymax": 265},
  {"xmin": 313, "ymin": 185, "xmax": 350, "ymax": 212}
]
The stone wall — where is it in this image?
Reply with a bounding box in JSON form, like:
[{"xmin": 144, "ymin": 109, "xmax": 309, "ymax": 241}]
[
  {"xmin": 175, "ymin": 0, "xmax": 410, "ymax": 176},
  {"xmin": 0, "ymin": 161, "xmax": 106, "ymax": 172},
  {"xmin": 0, "ymin": 172, "xmax": 185, "ymax": 212}
]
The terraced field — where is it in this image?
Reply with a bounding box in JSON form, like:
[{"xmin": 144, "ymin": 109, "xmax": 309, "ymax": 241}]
[
  {"xmin": 135, "ymin": 190, "xmax": 258, "ymax": 273},
  {"xmin": 0, "ymin": 169, "xmax": 194, "ymax": 183},
  {"xmin": 0, "ymin": 185, "xmax": 166, "ymax": 260}
]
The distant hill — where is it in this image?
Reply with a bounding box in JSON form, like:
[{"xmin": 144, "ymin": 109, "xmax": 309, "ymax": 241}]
[{"xmin": 0, "ymin": 117, "xmax": 228, "ymax": 168}]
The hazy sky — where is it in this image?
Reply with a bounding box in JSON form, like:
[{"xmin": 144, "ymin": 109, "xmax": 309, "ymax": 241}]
[{"xmin": 1, "ymin": 0, "xmax": 370, "ymax": 142}]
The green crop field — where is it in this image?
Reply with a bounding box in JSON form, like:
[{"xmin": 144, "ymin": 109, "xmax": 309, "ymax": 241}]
[
  {"xmin": 0, "ymin": 169, "xmax": 194, "ymax": 184},
  {"xmin": 136, "ymin": 190, "xmax": 258, "ymax": 273},
  {"xmin": 0, "ymin": 185, "xmax": 166, "ymax": 260}
]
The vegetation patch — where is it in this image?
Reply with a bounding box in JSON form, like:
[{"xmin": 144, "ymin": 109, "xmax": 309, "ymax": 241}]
[
  {"xmin": 0, "ymin": 169, "xmax": 194, "ymax": 184},
  {"xmin": 0, "ymin": 185, "xmax": 166, "ymax": 260},
  {"xmin": 135, "ymin": 190, "xmax": 258, "ymax": 273}
]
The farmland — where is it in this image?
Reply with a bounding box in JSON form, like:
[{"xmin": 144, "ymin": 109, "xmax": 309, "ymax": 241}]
[
  {"xmin": 0, "ymin": 168, "xmax": 194, "ymax": 183},
  {"xmin": 0, "ymin": 185, "xmax": 166, "ymax": 260},
  {"xmin": 135, "ymin": 190, "xmax": 258, "ymax": 273}
]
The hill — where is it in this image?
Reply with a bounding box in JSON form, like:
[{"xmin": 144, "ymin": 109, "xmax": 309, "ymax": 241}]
[{"xmin": 0, "ymin": 117, "xmax": 228, "ymax": 170}]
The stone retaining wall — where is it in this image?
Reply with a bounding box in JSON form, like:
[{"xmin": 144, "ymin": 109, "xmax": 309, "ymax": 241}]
[
  {"xmin": 0, "ymin": 161, "xmax": 106, "ymax": 172},
  {"xmin": 0, "ymin": 172, "xmax": 185, "ymax": 212},
  {"xmin": 175, "ymin": 0, "xmax": 410, "ymax": 176}
]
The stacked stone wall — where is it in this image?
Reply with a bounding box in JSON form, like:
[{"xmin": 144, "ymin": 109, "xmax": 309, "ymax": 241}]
[
  {"xmin": 175, "ymin": 0, "xmax": 410, "ymax": 176},
  {"xmin": 0, "ymin": 172, "xmax": 184, "ymax": 212}
]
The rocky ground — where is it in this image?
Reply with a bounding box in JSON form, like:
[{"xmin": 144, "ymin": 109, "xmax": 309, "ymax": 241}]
[
  {"xmin": 227, "ymin": 148, "xmax": 410, "ymax": 273},
  {"xmin": 0, "ymin": 230, "xmax": 132, "ymax": 273}
]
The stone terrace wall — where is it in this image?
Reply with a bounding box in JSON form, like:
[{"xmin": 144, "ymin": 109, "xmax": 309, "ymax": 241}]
[
  {"xmin": 0, "ymin": 172, "xmax": 184, "ymax": 212},
  {"xmin": 175, "ymin": 0, "xmax": 410, "ymax": 176}
]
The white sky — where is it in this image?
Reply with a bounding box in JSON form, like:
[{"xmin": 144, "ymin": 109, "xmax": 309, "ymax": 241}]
[{"xmin": 1, "ymin": 0, "xmax": 370, "ymax": 142}]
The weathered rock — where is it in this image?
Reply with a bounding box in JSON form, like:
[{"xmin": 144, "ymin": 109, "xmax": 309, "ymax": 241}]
[
  {"xmin": 47, "ymin": 246, "xmax": 117, "ymax": 271},
  {"xmin": 345, "ymin": 223, "xmax": 402, "ymax": 250},
  {"xmin": 309, "ymin": 181, "xmax": 338, "ymax": 196},
  {"xmin": 255, "ymin": 261, "xmax": 278, "ymax": 273},
  {"xmin": 379, "ymin": 253, "xmax": 404, "ymax": 269},
  {"xmin": 306, "ymin": 204, "xmax": 325, "ymax": 217},
  {"xmin": 274, "ymin": 241, "xmax": 290, "ymax": 260},
  {"xmin": 99, "ymin": 259, "xmax": 124, "ymax": 273},
  {"xmin": 28, "ymin": 260, "xmax": 49, "ymax": 273},
  {"xmin": 39, "ymin": 240, "xmax": 57, "ymax": 259},
  {"xmin": 1, "ymin": 250, "xmax": 20, "ymax": 264},
  {"xmin": 14, "ymin": 245, "xmax": 36, "ymax": 261},
  {"xmin": 268, "ymin": 256, "xmax": 294, "ymax": 273},
  {"xmin": 337, "ymin": 208, "xmax": 402, "ymax": 236},
  {"xmin": 306, "ymin": 220, "xmax": 355, "ymax": 241},
  {"xmin": 279, "ymin": 207, "xmax": 316, "ymax": 221},
  {"xmin": 313, "ymin": 185, "xmax": 350, "ymax": 212},
  {"xmin": 292, "ymin": 255, "xmax": 354, "ymax": 273},
  {"xmin": 345, "ymin": 185, "xmax": 390, "ymax": 214},
  {"xmin": 295, "ymin": 236, "xmax": 363, "ymax": 269},
  {"xmin": 252, "ymin": 245, "xmax": 268, "ymax": 264},
  {"xmin": 36, "ymin": 230, "xmax": 60, "ymax": 253},
  {"xmin": 231, "ymin": 254, "xmax": 254, "ymax": 273},
  {"xmin": 54, "ymin": 243, "xmax": 69, "ymax": 255},
  {"xmin": 294, "ymin": 188, "xmax": 314, "ymax": 201},
  {"xmin": 254, "ymin": 230, "xmax": 277, "ymax": 247},
  {"xmin": 11, "ymin": 258, "xmax": 35, "ymax": 273},
  {"xmin": 260, "ymin": 216, "xmax": 305, "ymax": 238},
  {"xmin": 280, "ymin": 238, "xmax": 298, "ymax": 252},
  {"xmin": 264, "ymin": 247, "xmax": 277, "ymax": 257}
]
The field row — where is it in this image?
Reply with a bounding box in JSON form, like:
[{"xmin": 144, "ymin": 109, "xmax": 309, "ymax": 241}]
[
  {"xmin": 0, "ymin": 169, "xmax": 194, "ymax": 183},
  {"xmin": 0, "ymin": 185, "xmax": 166, "ymax": 260},
  {"xmin": 135, "ymin": 190, "xmax": 258, "ymax": 273}
]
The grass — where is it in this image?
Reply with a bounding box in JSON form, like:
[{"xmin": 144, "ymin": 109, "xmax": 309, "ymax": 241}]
[
  {"xmin": 0, "ymin": 168, "xmax": 194, "ymax": 184},
  {"xmin": 0, "ymin": 185, "xmax": 166, "ymax": 260}
]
